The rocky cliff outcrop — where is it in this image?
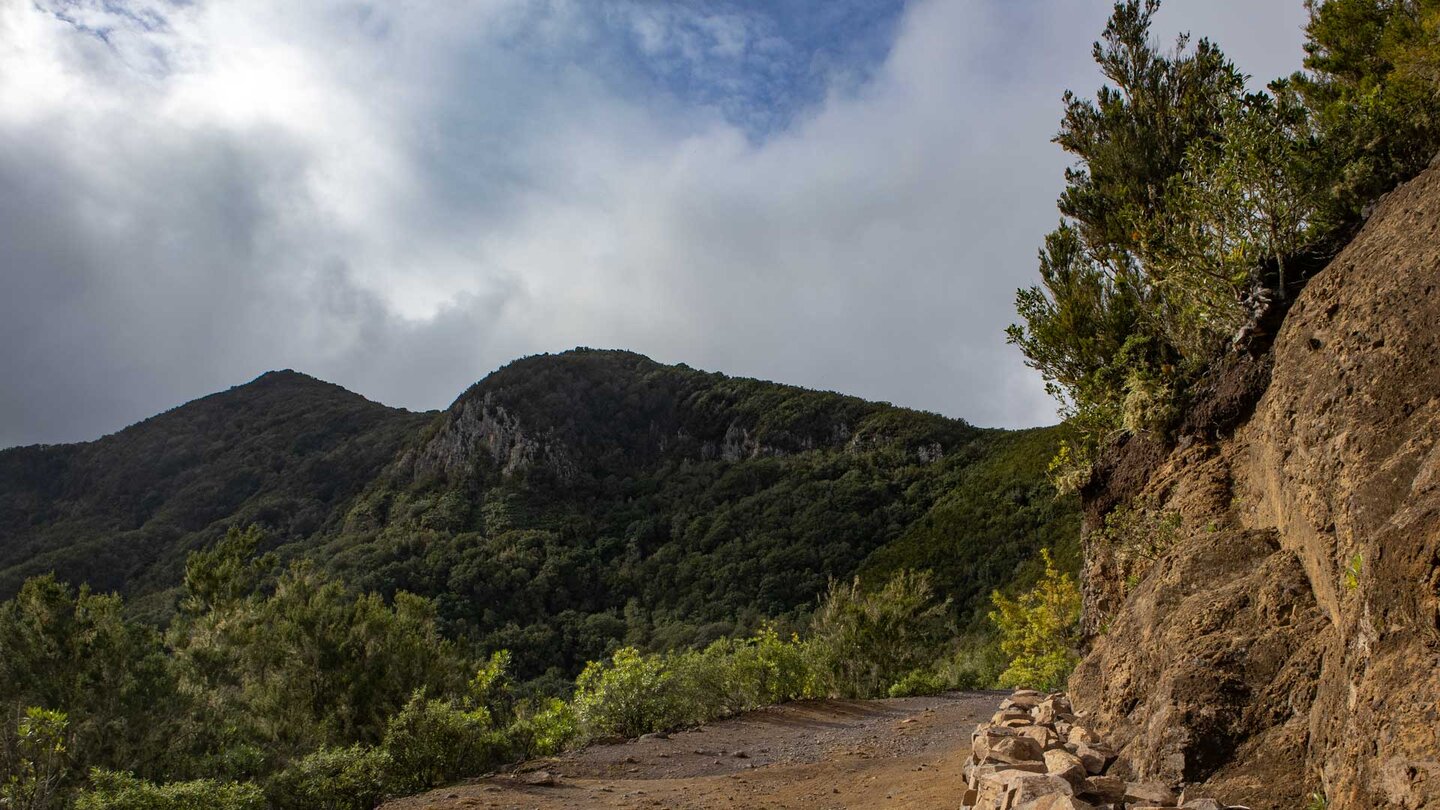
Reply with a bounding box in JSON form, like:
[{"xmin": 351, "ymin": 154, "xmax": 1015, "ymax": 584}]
[
  {"xmin": 399, "ymin": 348, "xmax": 968, "ymax": 487},
  {"xmin": 1070, "ymin": 162, "xmax": 1440, "ymax": 808}
]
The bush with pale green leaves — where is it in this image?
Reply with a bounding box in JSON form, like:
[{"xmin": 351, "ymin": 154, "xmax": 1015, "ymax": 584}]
[
  {"xmin": 807, "ymin": 570, "xmax": 951, "ymax": 699},
  {"xmin": 989, "ymin": 549, "xmax": 1082, "ymax": 692},
  {"xmin": 380, "ymin": 693, "xmax": 513, "ymax": 795},
  {"xmin": 570, "ymin": 647, "xmax": 682, "ymax": 739},
  {"xmin": 74, "ymin": 770, "xmax": 264, "ymax": 810},
  {"xmin": 267, "ymin": 745, "xmax": 391, "ymax": 810},
  {"xmin": 1, "ymin": 707, "xmax": 69, "ymax": 810}
]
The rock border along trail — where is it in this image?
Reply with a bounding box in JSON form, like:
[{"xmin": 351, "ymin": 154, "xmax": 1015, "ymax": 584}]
[
  {"xmin": 961, "ymin": 690, "xmax": 1249, "ymax": 810},
  {"xmin": 388, "ymin": 688, "xmax": 1260, "ymax": 809}
]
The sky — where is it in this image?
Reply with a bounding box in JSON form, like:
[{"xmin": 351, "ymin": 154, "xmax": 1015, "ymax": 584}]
[{"xmin": 0, "ymin": 0, "xmax": 1310, "ymax": 447}]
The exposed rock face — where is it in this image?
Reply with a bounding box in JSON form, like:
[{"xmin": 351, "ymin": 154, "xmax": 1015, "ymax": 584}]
[
  {"xmin": 1070, "ymin": 164, "xmax": 1440, "ymax": 808},
  {"xmin": 410, "ymin": 394, "xmax": 579, "ymax": 483},
  {"xmin": 400, "ymin": 349, "xmax": 966, "ymax": 486}
]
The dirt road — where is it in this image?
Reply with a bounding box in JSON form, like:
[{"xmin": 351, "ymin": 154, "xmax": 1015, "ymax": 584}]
[{"xmin": 386, "ymin": 691, "xmax": 1002, "ymax": 810}]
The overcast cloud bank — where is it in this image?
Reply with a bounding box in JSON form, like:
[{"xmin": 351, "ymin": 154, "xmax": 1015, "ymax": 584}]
[{"xmin": 0, "ymin": 0, "xmax": 1307, "ymax": 447}]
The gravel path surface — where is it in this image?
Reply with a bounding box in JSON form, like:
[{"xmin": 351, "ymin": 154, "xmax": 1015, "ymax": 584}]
[{"xmin": 385, "ymin": 690, "xmax": 1004, "ymax": 810}]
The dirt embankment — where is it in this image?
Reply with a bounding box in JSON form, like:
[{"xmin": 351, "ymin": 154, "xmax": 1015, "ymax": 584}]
[
  {"xmin": 1070, "ymin": 161, "xmax": 1440, "ymax": 809},
  {"xmin": 385, "ymin": 692, "xmax": 1002, "ymax": 810}
]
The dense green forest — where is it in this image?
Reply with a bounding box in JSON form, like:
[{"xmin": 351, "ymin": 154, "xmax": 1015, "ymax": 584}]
[
  {"xmin": 1, "ymin": 349, "xmax": 1076, "ymax": 685},
  {"xmin": 0, "ymin": 371, "xmax": 432, "ymax": 615},
  {"xmin": 314, "ymin": 349, "xmax": 1076, "ymax": 682},
  {"xmin": 0, "ymin": 350, "xmax": 1076, "ymax": 808},
  {"xmin": 1, "ymin": 360, "xmax": 1084, "ymax": 810}
]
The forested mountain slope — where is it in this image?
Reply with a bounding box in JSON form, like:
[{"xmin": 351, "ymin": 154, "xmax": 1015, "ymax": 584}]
[
  {"xmin": 0, "ymin": 371, "xmax": 430, "ymax": 614},
  {"xmin": 0, "ymin": 349, "xmax": 1077, "ymax": 678},
  {"xmin": 317, "ymin": 349, "xmax": 1078, "ymax": 678}
]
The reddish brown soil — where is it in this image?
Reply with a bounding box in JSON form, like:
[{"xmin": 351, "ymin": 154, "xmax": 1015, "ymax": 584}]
[{"xmin": 385, "ymin": 691, "xmax": 1002, "ymax": 810}]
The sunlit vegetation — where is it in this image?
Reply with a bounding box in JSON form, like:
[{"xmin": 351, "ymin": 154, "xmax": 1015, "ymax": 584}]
[
  {"xmin": 1009, "ymin": 0, "xmax": 1440, "ymax": 489},
  {"xmin": 989, "ymin": 550, "xmax": 1083, "ymax": 692},
  {"xmin": 0, "ymin": 527, "xmax": 987, "ymax": 809}
]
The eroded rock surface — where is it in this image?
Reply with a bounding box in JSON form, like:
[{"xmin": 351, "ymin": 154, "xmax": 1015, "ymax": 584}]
[{"xmin": 1069, "ymin": 163, "xmax": 1440, "ymax": 808}]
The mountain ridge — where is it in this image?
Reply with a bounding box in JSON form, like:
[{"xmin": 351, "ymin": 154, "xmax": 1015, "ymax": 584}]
[{"xmin": 0, "ymin": 348, "xmax": 1077, "ymax": 677}]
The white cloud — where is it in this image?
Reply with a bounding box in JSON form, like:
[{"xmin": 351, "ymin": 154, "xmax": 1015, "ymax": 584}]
[{"xmin": 0, "ymin": 0, "xmax": 1310, "ymax": 446}]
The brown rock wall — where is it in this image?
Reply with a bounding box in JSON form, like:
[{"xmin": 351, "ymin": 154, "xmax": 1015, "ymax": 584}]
[{"xmin": 1070, "ymin": 163, "xmax": 1440, "ymax": 808}]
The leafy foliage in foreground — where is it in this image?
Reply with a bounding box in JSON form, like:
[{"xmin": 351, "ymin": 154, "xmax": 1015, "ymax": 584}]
[
  {"xmin": 990, "ymin": 550, "xmax": 1083, "ymax": 692},
  {"xmin": 0, "ymin": 532, "xmax": 983, "ymax": 809}
]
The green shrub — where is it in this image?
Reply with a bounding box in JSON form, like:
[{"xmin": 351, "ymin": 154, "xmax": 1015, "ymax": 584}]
[
  {"xmin": 990, "ymin": 550, "xmax": 1081, "ymax": 692},
  {"xmin": 74, "ymin": 770, "xmax": 264, "ymax": 810},
  {"xmin": 728, "ymin": 626, "xmax": 816, "ymax": 707},
  {"xmin": 169, "ymin": 554, "xmax": 470, "ymax": 761},
  {"xmin": 932, "ymin": 635, "xmax": 1011, "ymax": 692},
  {"xmin": 807, "ymin": 570, "xmax": 951, "ymax": 699},
  {"xmin": 570, "ymin": 648, "xmax": 680, "ymax": 739},
  {"xmin": 506, "ymin": 698, "xmax": 577, "ymax": 758},
  {"xmin": 1120, "ymin": 369, "xmax": 1180, "ymax": 437},
  {"xmin": 1101, "ymin": 500, "xmax": 1183, "ymax": 584},
  {"xmin": 667, "ymin": 627, "xmax": 818, "ymax": 723},
  {"xmin": 0, "ymin": 578, "xmax": 181, "ymax": 779},
  {"xmin": 267, "ymin": 745, "xmax": 392, "ymax": 810},
  {"xmin": 1344, "ymin": 553, "xmax": 1364, "ymax": 591},
  {"xmin": 569, "ymin": 627, "xmax": 819, "ymax": 744},
  {"xmin": 1, "ymin": 708, "xmax": 69, "ymax": 810},
  {"xmin": 380, "ymin": 692, "xmax": 511, "ymax": 794},
  {"xmin": 886, "ymin": 670, "xmax": 946, "ymax": 698}
]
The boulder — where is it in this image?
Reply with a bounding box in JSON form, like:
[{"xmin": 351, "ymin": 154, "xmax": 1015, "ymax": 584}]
[
  {"xmin": 1067, "ymin": 726, "xmax": 1101, "ymax": 746},
  {"xmin": 1180, "ymin": 801, "xmax": 1224, "ymax": 810},
  {"xmin": 1003, "ymin": 694, "xmax": 1044, "ymax": 711},
  {"xmin": 521, "ymin": 770, "xmax": 559, "ymax": 786},
  {"xmin": 1072, "ymin": 742, "xmax": 1114, "ymax": 775},
  {"xmin": 987, "ymin": 734, "xmax": 1045, "ymax": 764},
  {"xmin": 994, "ymin": 709, "xmax": 1034, "ymax": 726},
  {"xmin": 965, "ymin": 761, "xmax": 1047, "ymax": 789},
  {"xmin": 1124, "ymin": 782, "xmax": 1178, "ymax": 806},
  {"xmin": 974, "ymin": 767, "xmax": 1043, "ymax": 807},
  {"xmin": 1078, "ymin": 775, "xmax": 1126, "ymax": 804},
  {"xmin": 1016, "ymin": 794, "xmax": 1097, "ymax": 810},
  {"xmin": 1043, "ymin": 749, "xmax": 1088, "ymax": 790},
  {"xmin": 1008, "ymin": 773, "xmax": 1075, "ymax": 806},
  {"xmin": 972, "ymin": 727, "xmax": 1018, "ymax": 764},
  {"xmin": 1019, "ymin": 725, "xmax": 1062, "ymax": 750}
]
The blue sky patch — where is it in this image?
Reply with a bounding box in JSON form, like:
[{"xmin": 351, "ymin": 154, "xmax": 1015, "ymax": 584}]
[{"xmin": 556, "ymin": 0, "xmax": 909, "ymax": 139}]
